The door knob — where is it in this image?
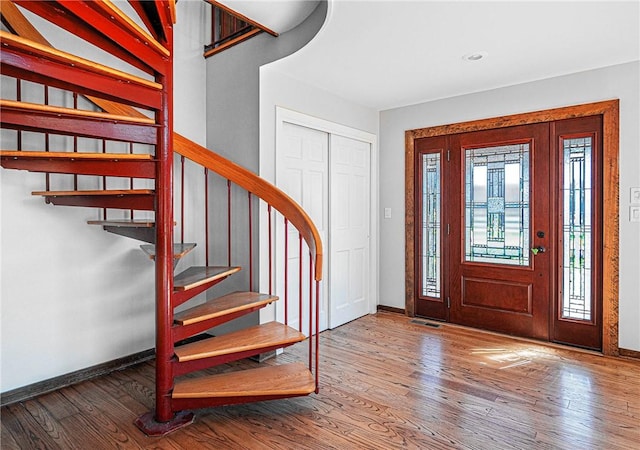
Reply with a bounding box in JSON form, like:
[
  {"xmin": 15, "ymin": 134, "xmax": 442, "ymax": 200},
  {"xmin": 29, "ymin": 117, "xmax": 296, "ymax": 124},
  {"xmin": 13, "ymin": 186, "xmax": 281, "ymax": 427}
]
[{"xmin": 531, "ymin": 246, "xmax": 546, "ymax": 255}]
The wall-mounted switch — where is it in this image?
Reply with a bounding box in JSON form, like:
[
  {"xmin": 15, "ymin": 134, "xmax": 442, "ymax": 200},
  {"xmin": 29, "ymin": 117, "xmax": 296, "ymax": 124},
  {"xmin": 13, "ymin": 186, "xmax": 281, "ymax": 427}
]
[
  {"xmin": 631, "ymin": 187, "xmax": 640, "ymax": 204},
  {"xmin": 384, "ymin": 207, "xmax": 392, "ymax": 219},
  {"xmin": 630, "ymin": 206, "xmax": 640, "ymax": 223}
]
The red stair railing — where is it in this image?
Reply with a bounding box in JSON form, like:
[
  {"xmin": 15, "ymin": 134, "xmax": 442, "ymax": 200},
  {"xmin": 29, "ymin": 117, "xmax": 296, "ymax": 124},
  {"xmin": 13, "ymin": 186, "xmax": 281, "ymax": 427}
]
[
  {"xmin": 2, "ymin": 1, "xmax": 322, "ymax": 432},
  {"xmin": 174, "ymin": 144, "xmax": 323, "ymax": 337},
  {"xmin": 174, "ymin": 135, "xmax": 323, "ymax": 346}
]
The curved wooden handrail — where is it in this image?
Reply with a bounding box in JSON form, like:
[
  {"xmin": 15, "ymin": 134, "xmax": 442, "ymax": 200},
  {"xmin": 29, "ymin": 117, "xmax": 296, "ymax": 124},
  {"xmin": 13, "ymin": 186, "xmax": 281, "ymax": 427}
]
[{"xmin": 174, "ymin": 133, "xmax": 323, "ymax": 281}]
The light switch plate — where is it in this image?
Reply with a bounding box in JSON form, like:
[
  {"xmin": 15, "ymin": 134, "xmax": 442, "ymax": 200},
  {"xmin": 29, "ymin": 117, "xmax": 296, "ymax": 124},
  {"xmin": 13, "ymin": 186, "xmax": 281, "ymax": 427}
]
[
  {"xmin": 630, "ymin": 206, "xmax": 640, "ymax": 222},
  {"xmin": 384, "ymin": 207, "xmax": 392, "ymax": 219},
  {"xmin": 631, "ymin": 187, "xmax": 640, "ymax": 204}
]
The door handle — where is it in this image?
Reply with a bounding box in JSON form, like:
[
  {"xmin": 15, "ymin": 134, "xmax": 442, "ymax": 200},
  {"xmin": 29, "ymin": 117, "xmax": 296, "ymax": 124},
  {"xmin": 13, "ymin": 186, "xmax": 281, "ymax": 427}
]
[{"xmin": 531, "ymin": 246, "xmax": 546, "ymax": 255}]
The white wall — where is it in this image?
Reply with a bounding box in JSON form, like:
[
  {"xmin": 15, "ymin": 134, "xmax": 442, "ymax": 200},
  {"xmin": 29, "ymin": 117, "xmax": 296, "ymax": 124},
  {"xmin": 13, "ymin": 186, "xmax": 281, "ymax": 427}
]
[
  {"xmin": 0, "ymin": 1, "xmax": 208, "ymax": 392},
  {"xmin": 379, "ymin": 61, "xmax": 640, "ymax": 352}
]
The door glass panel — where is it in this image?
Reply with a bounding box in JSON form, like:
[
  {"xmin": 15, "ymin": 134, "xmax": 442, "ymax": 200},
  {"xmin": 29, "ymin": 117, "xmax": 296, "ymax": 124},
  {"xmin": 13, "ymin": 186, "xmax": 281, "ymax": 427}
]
[
  {"xmin": 465, "ymin": 144, "xmax": 530, "ymax": 266},
  {"xmin": 561, "ymin": 137, "xmax": 592, "ymax": 320},
  {"xmin": 421, "ymin": 153, "xmax": 440, "ymax": 298}
]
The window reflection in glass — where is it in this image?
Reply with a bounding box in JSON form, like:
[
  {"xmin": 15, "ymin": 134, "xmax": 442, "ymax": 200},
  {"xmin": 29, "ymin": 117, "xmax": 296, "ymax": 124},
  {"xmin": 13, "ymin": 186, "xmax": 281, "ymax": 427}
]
[{"xmin": 465, "ymin": 144, "xmax": 529, "ymax": 266}]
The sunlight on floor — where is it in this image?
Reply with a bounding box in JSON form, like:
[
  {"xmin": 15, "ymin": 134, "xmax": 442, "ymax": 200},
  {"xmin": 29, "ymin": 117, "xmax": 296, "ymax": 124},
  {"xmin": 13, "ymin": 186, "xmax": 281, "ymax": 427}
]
[{"xmin": 471, "ymin": 347, "xmax": 554, "ymax": 370}]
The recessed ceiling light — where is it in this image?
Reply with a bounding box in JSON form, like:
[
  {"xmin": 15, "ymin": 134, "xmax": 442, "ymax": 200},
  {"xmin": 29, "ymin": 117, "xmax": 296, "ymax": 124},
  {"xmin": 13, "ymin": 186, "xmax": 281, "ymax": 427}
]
[{"xmin": 463, "ymin": 51, "xmax": 488, "ymax": 61}]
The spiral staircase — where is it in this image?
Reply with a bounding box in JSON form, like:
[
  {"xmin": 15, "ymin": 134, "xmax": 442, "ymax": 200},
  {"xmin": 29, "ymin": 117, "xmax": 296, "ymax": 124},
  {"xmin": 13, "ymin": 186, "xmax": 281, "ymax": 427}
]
[{"xmin": 0, "ymin": 0, "xmax": 322, "ymax": 435}]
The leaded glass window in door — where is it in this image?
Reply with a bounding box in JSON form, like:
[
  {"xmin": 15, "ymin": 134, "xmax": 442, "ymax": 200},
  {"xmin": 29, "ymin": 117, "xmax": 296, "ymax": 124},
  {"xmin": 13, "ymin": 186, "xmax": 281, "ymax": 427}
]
[
  {"xmin": 420, "ymin": 153, "xmax": 440, "ymax": 298},
  {"xmin": 561, "ymin": 137, "xmax": 592, "ymax": 321},
  {"xmin": 465, "ymin": 144, "xmax": 530, "ymax": 266}
]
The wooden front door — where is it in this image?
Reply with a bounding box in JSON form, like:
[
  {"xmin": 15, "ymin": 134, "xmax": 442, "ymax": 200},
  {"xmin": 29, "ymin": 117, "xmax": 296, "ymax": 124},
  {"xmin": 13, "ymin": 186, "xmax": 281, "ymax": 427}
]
[
  {"xmin": 449, "ymin": 123, "xmax": 551, "ymax": 340},
  {"xmin": 414, "ymin": 116, "xmax": 603, "ymax": 350}
]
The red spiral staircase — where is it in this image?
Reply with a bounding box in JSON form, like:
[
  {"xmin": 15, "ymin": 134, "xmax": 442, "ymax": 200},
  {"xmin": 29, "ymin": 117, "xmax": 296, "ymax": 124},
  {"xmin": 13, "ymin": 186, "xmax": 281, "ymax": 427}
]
[{"xmin": 0, "ymin": 0, "xmax": 322, "ymax": 435}]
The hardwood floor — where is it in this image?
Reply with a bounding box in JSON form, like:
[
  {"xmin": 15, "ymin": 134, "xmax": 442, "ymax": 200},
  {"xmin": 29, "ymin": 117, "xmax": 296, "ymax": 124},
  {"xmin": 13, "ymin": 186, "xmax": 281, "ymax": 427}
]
[{"xmin": 2, "ymin": 312, "xmax": 639, "ymax": 449}]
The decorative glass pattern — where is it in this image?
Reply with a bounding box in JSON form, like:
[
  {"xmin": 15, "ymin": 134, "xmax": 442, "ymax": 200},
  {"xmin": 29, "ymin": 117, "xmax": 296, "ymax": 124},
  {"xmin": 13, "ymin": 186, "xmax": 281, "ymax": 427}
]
[
  {"xmin": 421, "ymin": 153, "xmax": 440, "ymax": 298},
  {"xmin": 465, "ymin": 144, "xmax": 529, "ymax": 266},
  {"xmin": 561, "ymin": 137, "xmax": 592, "ymax": 320}
]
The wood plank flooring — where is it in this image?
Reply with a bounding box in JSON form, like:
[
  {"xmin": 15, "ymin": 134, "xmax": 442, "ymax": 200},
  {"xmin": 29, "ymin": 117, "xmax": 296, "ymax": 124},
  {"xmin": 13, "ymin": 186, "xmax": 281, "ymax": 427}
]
[{"xmin": 2, "ymin": 312, "xmax": 639, "ymax": 449}]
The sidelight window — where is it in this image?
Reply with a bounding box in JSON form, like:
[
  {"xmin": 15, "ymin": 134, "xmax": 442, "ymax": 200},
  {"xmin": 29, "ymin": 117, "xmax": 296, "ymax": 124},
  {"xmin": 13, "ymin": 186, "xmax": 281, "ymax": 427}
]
[
  {"xmin": 561, "ymin": 137, "xmax": 593, "ymax": 321},
  {"xmin": 420, "ymin": 153, "xmax": 441, "ymax": 298}
]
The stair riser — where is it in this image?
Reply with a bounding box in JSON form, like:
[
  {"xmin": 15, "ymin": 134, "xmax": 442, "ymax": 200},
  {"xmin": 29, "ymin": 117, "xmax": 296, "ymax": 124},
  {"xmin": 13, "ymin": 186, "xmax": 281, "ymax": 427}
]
[
  {"xmin": 172, "ymin": 306, "xmax": 263, "ymax": 343},
  {"xmin": 173, "ymin": 342, "xmax": 299, "ymax": 377},
  {"xmin": 42, "ymin": 194, "xmax": 155, "ymax": 210},
  {"xmin": 1, "ymin": 158, "xmax": 156, "ymax": 179},
  {"xmin": 171, "ymin": 392, "xmax": 312, "ymax": 412}
]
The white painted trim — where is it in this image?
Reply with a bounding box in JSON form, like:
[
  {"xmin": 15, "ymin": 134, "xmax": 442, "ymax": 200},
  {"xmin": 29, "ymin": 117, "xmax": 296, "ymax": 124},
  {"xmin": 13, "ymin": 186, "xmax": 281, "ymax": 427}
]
[
  {"xmin": 276, "ymin": 107, "xmax": 378, "ymax": 145},
  {"xmin": 271, "ymin": 106, "xmax": 379, "ymax": 322}
]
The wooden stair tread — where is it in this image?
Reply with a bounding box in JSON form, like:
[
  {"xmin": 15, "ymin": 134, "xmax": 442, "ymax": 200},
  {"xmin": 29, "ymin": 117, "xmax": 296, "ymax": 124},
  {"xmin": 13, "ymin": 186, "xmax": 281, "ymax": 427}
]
[
  {"xmin": 0, "ymin": 31, "xmax": 164, "ymax": 88},
  {"xmin": 174, "ymin": 322, "xmax": 305, "ymax": 362},
  {"xmin": 173, "ymin": 266, "xmax": 241, "ymax": 293},
  {"xmin": 10, "ymin": 1, "xmax": 169, "ymax": 75},
  {"xmin": 32, "ymin": 189, "xmax": 154, "ymax": 196},
  {"xmin": 1, "ymin": 99, "xmax": 158, "ymax": 145},
  {"xmin": 87, "ymin": 220, "xmax": 155, "ymax": 228},
  {"xmin": 172, "ymin": 362, "xmax": 314, "ymax": 399},
  {"xmin": 0, "ymin": 99, "xmax": 156, "ymax": 125},
  {"xmin": 140, "ymin": 243, "xmax": 196, "ymax": 260},
  {"xmin": 0, "ymin": 150, "xmax": 156, "ymax": 179},
  {"xmin": 174, "ymin": 291, "xmax": 277, "ymax": 326},
  {"xmin": 1, "ymin": 151, "xmax": 153, "ymax": 161}
]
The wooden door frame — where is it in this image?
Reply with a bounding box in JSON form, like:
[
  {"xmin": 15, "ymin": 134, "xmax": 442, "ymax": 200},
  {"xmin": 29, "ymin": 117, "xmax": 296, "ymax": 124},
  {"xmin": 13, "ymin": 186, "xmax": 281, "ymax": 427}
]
[{"xmin": 405, "ymin": 100, "xmax": 619, "ymax": 356}]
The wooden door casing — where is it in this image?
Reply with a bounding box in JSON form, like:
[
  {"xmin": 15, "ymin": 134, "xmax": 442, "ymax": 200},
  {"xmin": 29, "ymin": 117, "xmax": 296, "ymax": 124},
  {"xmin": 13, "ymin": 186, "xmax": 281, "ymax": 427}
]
[
  {"xmin": 409, "ymin": 108, "xmax": 609, "ymax": 350},
  {"xmin": 405, "ymin": 100, "xmax": 618, "ymax": 355}
]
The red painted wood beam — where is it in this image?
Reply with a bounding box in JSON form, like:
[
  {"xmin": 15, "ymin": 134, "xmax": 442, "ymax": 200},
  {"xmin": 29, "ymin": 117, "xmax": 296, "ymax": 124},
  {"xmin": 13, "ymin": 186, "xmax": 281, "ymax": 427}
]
[
  {"xmin": 62, "ymin": 0, "xmax": 170, "ymax": 74},
  {"xmin": 128, "ymin": 1, "xmax": 162, "ymax": 42},
  {"xmin": 0, "ymin": 33, "xmax": 162, "ymax": 110},
  {"xmin": 0, "ymin": 156, "xmax": 156, "ymax": 179},
  {"xmin": 128, "ymin": 0, "xmax": 175, "ymax": 44},
  {"xmin": 171, "ymin": 306, "xmax": 264, "ymax": 343},
  {"xmin": 12, "ymin": 1, "xmax": 156, "ymax": 75},
  {"xmin": 35, "ymin": 191, "xmax": 155, "ymax": 211},
  {"xmin": 153, "ymin": 16, "xmax": 174, "ymax": 423},
  {"xmin": 172, "ymin": 342, "xmax": 300, "ymax": 377},
  {"xmin": 171, "ymin": 275, "xmax": 232, "ymax": 308},
  {"xmin": 0, "ymin": 101, "xmax": 158, "ymax": 145}
]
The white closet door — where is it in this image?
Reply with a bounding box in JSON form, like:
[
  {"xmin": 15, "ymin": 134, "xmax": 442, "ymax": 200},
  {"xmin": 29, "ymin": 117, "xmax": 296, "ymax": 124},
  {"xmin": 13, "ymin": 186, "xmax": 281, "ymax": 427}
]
[
  {"xmin": 329, "ymin": 134, "xmax": 371, "ymax": 328},
  {"xmin": 277, "ymin": 122, "xmax": 329, "ymax": 333}
]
